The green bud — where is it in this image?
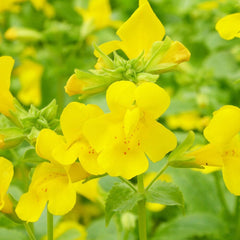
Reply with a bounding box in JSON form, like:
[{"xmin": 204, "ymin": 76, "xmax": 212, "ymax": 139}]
[
  {"xmin": 144, "ymin": 37, "xmax": 172, "ymax": 72},
  {"xmin": 0, "ymin": 128, "xmax": 25, "ymax": 149},
  {"xmin": 168, "ymin": 131, "xmax": 202, "ymax": 168},
  {"xmin": 121, "ymin": 212, "xmax": 137, "ymax": 231},
  {"xmin": 40, "ymin": 99, "xmax": 58, "ymax": 122},
  {"xmin": 136, "ymin": 72, "xmax": 159, "ymax": 83},
  {"xmin": 27, "ymin": 127, "xmax": 40, "ymax": 146}
]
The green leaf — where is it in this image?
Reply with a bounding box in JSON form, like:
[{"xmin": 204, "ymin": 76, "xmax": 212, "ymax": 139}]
[
  {"xmin": 146, "ymin": 181, "xmax": 184, "ymax": 207},
  {"xmin": 0, "ymin": 228, "xmax": 27, "ymax": 240},
  {"xmin": 151, "ymin": 213, "xmax": 226, "ymax": 240},
  {"xmin": 105, "ymin": 183, "xmax": 142, "ymax": 226}
]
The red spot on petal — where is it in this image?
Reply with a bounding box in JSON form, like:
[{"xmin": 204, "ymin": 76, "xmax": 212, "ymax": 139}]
[{"xmin": 124, "ymin": 152, "xmax": 127, "ymax": 155}]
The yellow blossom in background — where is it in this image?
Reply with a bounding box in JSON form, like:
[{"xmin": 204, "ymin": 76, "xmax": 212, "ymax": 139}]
[
  {"xmin": 0, "ymin": 0, "xmax": 26, "ymax": 13},
  {"xmin": 14, "ymin": 60, "xmax": 43, "ymax": 106},
  {"xmin": 166, "ymin": 111, "xmax": 210, "ymax": 131},
  {"xmin": 74, "ymin": 178, "xmax": 101, "ymax": 203},
  {"xmin": 75, "ymin": 0, "xmax": 122, "ymax": 31},
  {"xmin": 216, "ymin": 13, "xmax": 240, "ymax": 40},
  {"xmin": 16, "ymin": 161, "xmax": 89, "ymax": 222},
  {"xmin": 98, "ymin": 0, "xmax": 190, "ymax": 61},
  {"xmin": 0, "ymin": 157, "xmax": 14, "ymax": 214},
  {"xmin": 30, "ymin": 0, "xmax": 55, "ymax": 18},
  {"xmin": 42, "ymin": 221, "xmax": 87, "ymax": 240},
  {"xmin": 144, "ymin": 172, "xmax": 172, "ymax": 212},
  {"xmin": 0, "ymin": 56, "xmax": 15, "ymax": 117},
  {"xmin": 36, "ymin": 102, "xmax": 105, "ymax": 175},
  {"xmin": 84, "ymin": 81, "xmax": 177, "ymax": 179},
  {"xmin": 188, "ymin": 105, "xmax": 240, "ymax": 195}
]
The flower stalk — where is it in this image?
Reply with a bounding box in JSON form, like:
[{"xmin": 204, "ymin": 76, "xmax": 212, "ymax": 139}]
[
  {"xmin": 137, "ymin": 174, "xmax": 147, "ymax": 240},
  {"xmin": 47, "ymin": 210, "xmax": 53, "ymax": 240}
]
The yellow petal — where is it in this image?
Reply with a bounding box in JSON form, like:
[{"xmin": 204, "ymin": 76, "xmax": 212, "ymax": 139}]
[
  {"xmin": 204, "ymin": 105, "xmax": 240, "ymax": 144},
  {"xmin": 160, "ymin": 41, "xmax": 191, "ymax": 64},
  {"xmin": 141, "ymin": 120, "xmax": 177, "ymax": 162},
  {"xmin": 16, "ymin": 191, "xmax": 47, "ymax": 222},
  {"xmin": 123, "ymin": 107, "xmax": 140, "ymax": 137},
  {"xmin": 65, "ymin": 74, "xmax": 83, "ymax": 96},
  {"xmin": 116, "ymin": 1, "xmax": 165, "ymax": 58},
  {"xmin": 95, "ymin": 40, "xmax": 122, "ymax": 57},
  {"xmin": 107, "ymin": 81, "xmax": 136, "ymax": 115},
  {"xmin": 0, "ymin": 56, "xmax": 15, "ymax": 116},
  {"xmin": 222, "ymin": 158, "xmax": 240, "ymax": 195},
  {"xmin": 61, "ymin": 102, "xmax": 103, "ymax": 143},
  {"xmin": 1, "ymin": 194, "xmax": 13, "ymax": 214},
  {"xmin": 36, "ymin": 129, "xmax": 63, "ymax": 162},
  {"xmin": 216, "ymin": 13, "xmax": 240, "ymax": 40},
  {"xmin": 0, "ymin": 157, "xmax": 13, "ymax": 210},
  {"xmin": 48, "ymin": 182, "xmax": 76, "ymax": 215},
  {"xmin": 15, "ymin": 60, "xmax": 43, "ymax": 106},
  {"xmin": 74, "ymin": 178, "xmax": 100, "ymax": 202},
  {"xmin": 78, "ymin": 141, "xmax": 105, "ymax": 175},
  {"xmin": 135, "ymin": 82, "xmax": 170, "ymax": 119},
  {"xmin": 52, "ymin": 141, "xmax": 81, "ymax": 165},
  {"xmin": 188, "ymin": 144, "xmax": 223, "ymax": 167},
  {"xmin": 68, "ymin": 162, "xmax": 90, "ymax": 183},
  {"xmin": 83, "ymin": 113, "xmax": 122, "ymax": 152},
  {"xmin": 88, "ymin": 0, "xmax": 112, "ymax": 29},
  {"xmin": 97, "ymin": 143, "xmax": 149, "ymax": 179}
]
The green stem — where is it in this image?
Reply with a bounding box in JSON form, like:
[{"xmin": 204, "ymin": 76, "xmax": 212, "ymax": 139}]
[
  {"xmin": 24, "ymin": 222, "xmax": 36, "ymax": 240},
  {"xmin": 137, "ymin": 174, "xmax": 147, "ymax": 240},
  {"xmin": 234, "ymin": 196, "xmax": 240, "ymax": 240},
  {"xmin": 213, "ymin": 171, "xmax": 230, "ymax": 216},
  {"xmin": 118, "ymin": 177, "xmax": 137, "ymax": 192},
  {"xmin": 145, "ymin": 161, "xmax": 169, "ymax": 191},
  {"xmin": 47, "ymin": 210, "xmax": 53, "ymax": 240}
]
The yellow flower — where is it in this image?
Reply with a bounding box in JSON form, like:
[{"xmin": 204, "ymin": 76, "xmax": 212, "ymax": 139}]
[
  {"xmin": 75, "ymin": 0, "xmax": 122, "ymax": 31},
  {"xmin": 144, "ymin": 172, "xmax": 172, "ymax": 212},
  {"xmin": 16, "ymin": 161, "xmax": 89, "ymax": 222},
  {"xmin": 30, "ymin": 0, "xmax": 55, "ymax": 18},
  {"xmin": 0, "ymin": 56, "xmax": 15, "ymax": 117},
  {"xmin": 42, "ymin": 221, "xmax": 87, "ymax": 240},
  {"xmin": 216, "ymin": 13, "xmax": 240, "ymax": 40},
  {"xmin": 98, "ymin": 0, "xmax": 190, "ymax": 61},
  {"xmin": 36, "ymin": 102, "xmax": 105, "ymax": 175},
  {"xmin": 83, "ymin": 81, "xmax": 177, "ymax": 179},
  {"xmin": 166, "ymin": 111, "xmax": 210, "ymax": 131},
  {"xmin": 0, "ymin": 157, "xmax": 14, "ymax": 214},
  {"xmin": 74, "ymin": 178, "xmax": 101, "ymax": 203},
  {"xmin": 14, "ymin": 60, "xmax": 43, "ymax": 106},
  {"xmin": 0, "ymin": 0, "xmax": 25, "ymax": 13},
  {"xmin": 188, "ymin": 105, "xmax": 240, "ymax": 195}
]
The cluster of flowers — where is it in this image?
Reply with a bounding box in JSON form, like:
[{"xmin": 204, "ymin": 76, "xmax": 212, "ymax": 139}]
[{"xmin": 0, "ymin": 0, "xmax": 240, "ymax": 229}]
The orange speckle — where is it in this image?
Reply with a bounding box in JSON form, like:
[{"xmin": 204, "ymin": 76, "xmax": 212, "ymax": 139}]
[{"xmin": 124, "ymin": 152, "xmax": 127, "ymax": 155}]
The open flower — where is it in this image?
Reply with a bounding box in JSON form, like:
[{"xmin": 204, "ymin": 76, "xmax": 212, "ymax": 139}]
[
  {"xmin": 0, "ymin": 56, "xmax": 15, "ymax": 117},
  {"xmin": 216, "ymin": 13, "xmax": 240, "ymax": 40},
  {"xmin": 83, "ymin": 81, "xmax": 177, "ymax": 179},
  {"xmin": 75, "ymin": 0, "xmax": 122, "ymax": 32},
  {"xmin": 0, "ymin": 157, "xmax": 14, "ymax": 214},
  {"xmin": 36, "ymin": 102, "xmax": 105, "ymax": 175},
  {"xmin": 98, "ymin": 0, "xmax": 190, "ymax": 61},
  {"xmin": 16, "ymin": 161, "xmax": 89, "ymax": 222},
  {"xmin": 188, "ymin": 105, "xmax": 240, "ymax": 195}
]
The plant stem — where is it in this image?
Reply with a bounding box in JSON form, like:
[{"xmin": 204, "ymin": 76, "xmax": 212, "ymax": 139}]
[
  {"xmin": 234, "ymin": 196, "xmax": 240, "ymax": 240},
  {"xmin": 24, "ymin": 222, "xmax": 36, "ymax": 240},
  {"xmin": 118, "ymin": 176, "xmax": 137, "ymax": 192},
  {"xmin": 47, "ymin": 210, "xmax": 53, "ymax": 240},
  {"xmin": 213, "ymin": 171, "xmax": 230, "ymax": 216},
  {"xmin": 145, "ymin": 161, "xmax": 169, "ymax": 191},
  {"xmin": 137, "ymin": 174, "xmax": 147, "ymax": 240}
]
